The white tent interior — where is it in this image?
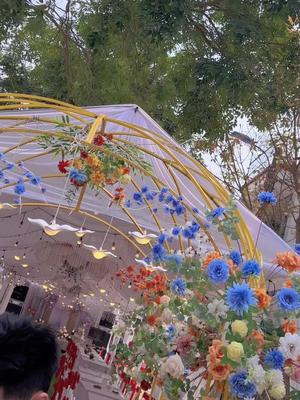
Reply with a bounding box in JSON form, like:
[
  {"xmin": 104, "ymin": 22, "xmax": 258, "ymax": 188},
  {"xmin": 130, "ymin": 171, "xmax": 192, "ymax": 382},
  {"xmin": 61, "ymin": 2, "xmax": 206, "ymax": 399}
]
[{"xmin": 0, "ymin": 99, "xmax": 292, "ymax": 324}]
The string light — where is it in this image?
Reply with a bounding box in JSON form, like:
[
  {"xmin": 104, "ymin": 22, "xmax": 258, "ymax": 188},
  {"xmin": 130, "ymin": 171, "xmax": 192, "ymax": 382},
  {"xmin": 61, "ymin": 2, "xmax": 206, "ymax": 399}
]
[
  {"xmin": 14, "ymin": 255, "xmax": 20, "ymax": 261},
  {"xmin": 21, "ymin": 263, "xmax": 28, "ymax": 268},
  {"xmin": 135, "ymin": 252, "xmax": 140, "ymax": 258}
]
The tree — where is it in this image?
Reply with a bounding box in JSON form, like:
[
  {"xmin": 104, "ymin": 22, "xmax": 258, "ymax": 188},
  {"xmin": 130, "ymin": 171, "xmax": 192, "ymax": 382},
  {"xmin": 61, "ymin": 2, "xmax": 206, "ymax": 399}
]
[{"xmin": 0, "ymin": 1, "xmax": 299, "ymax": 141}]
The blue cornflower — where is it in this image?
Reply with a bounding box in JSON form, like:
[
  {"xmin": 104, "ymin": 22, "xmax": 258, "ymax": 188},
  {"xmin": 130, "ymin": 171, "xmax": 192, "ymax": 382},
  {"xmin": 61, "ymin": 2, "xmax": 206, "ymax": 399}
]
[
  {"xmin": 295, "ymin": 244, "xmax": 300, "ymax": 256},
  {"xmin": 161, "ymin": 187, "xmax": 169, "ymax": 194},
  {"xmin": 163, "ymin": 205, "xmax": 170, "ymax": 214},
  {"xmin": 5, "ymin": 162, "xmax": 14, "ymax": 170},
  {"xmin": 152, "ymin": 243, "xmax": 166, "ymax": 261},
  {"xmin": 152, "ymin": 207, "xmax": 158, "ymax": 213},
  {"xmin": 4, "ymin": 179, "xmax": 10, "ymax": 184},
  {"xmin": 158, "ymin": 193, "xmax": 165, "ymax": 202},
  {"xmin": 0, "ymin": 152, "xmax": 4, "ymax": 160},
  {"xmin": 192, "ymin": 207, "xmax": 200, "ymax": 214},
  {"xmin": 165, "ymin": 194, "xmax": 175, "ymax": 204},
  {"xmin": 170, "ymin": 277, "xmax": 186, "ymax": 296},
  {"xmin": 229, "ymin": 371, "xmax": 257, "ymax": 399},
  {"xmin": 18, "ymin": 161, "xmax": 24, "ymax": 168},
  {"xmin": 277, "ymin": 288, "xmax": 300, "ymax": 311},
  {"xmin": 69, "ymin": 168, "xmax": 87, "ymax": 185},
  {"xmin": 14, "ymin": 198, "xmax": 21, "ymax": 204},
  {"xmin": 258, "ymin": 191, "xmax": 277, "ymax": 205},
  {"xmin": 158, "ymin": 233, "xmax": 167, "ymax": 244},
  {"xmin": 190, "ymin": 221, "xmax": 200, "ymax": 233},
  {"xmin": 172, "ymin": 199, "xmax": 179, "ymax": 208},
  {"xmin": 25, "ymin": 171, "xmax": 34, "ymax": 179},
  {"xmin": 125, "ymin": 200, "xmax": 131, "ymax": 208},
  {"xmin": 41, "ymin": 187, "xmax": 46, "ymax": 193},
  {"xmin": 265, "ymin": 349, "xmax": 285, "ymax": 369},
  {"xmin": 133, "ymin": 192, "xmax": 143, "ymax": 204},
  {"xmin": 226, "ymin": 283, "xmax": 257, "ymax": 316},
  {"xmin": 14, "ymin": 180, "xmax": 25, "ymax": 195},
  {"xmin": 229, "ymin": 250, "xmax": 242, "ymax": 266},
  {"xmin": 146, "ymin": 191, "xmax": 156, "ymax": 201},
  {"xmin": 207, "ymin": 259, "xmax": 229, "ymax": 284},
  {"xmin": 175, "ymin": 204, "xmax": 185, "ymax": 215},
  {"xmin": 30, "ymin": 176, "xmax": 41, "ymax": 186},
  {"xmin": 182, "ymin": 227, "xmax": 193, "ymax": 239},
  {"xmin": 206, "ymin": 207, "xmax": 225, "ymax": 220},
  {"xmin": 0, "ymin": 171, "xmax": 4, "ymax": 179},
  {"xmin": 141, "ymin": 186, "xmax": 149, "ymax": 193},
  {"xmin": 178, "ymin": 195, "xmax": 183, "ymax": 201},
  {"xmin": 166, "ymin": 325, "xmax": 176, "ymax": 341},
  {"xmin": 172, "ymin": 226, "xmax": 181, "ymax": 236},
  {"xmin": 241, "ymin": 260, "xmax": 261, "ymax": 277}
]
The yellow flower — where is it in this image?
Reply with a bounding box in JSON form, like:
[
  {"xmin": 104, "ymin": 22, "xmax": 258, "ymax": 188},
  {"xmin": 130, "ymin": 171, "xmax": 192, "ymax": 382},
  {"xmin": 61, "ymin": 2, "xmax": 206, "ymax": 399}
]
[
  {"xmin": 227, "ymin": 341, "xmax": 244, "ymax": 362},
  {"xmin": 86, "ymin": 155, "xmax": 101, "ymax": 168},
  {"xmin": 90, "ymin": 170, "xmax": 105, "ymax": 185},
  {"xmin": 269, "ymin": 384, "xmax": 286, "ymax": 400},
  {"xmin": 231, "ymin": 320, "xmax": 248, "ymax": 338},
  {"xmin": 118, "ymin": 174, "xmax": 131, "ymax": 185},
  {"xmin": 73, "ymin": 158, "xmax": 83, "ymax": 169}
]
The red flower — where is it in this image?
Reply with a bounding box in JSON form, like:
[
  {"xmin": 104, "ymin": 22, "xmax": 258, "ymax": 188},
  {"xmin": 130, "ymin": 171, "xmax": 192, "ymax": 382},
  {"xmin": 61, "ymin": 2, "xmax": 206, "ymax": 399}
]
[
  {"xmin": 140, "ymin": 380, "xmax": 151, "ymax": 391},
  {"xmin": 107, "ymin": 133, "xmax": 114, "ymax": 141},
  {"xmin": 58, "ymin": 160, "xmax": 70, "ymax": 174},
  {"xmin": 146, "ymin": 315, "xmax": 157, "ymax": 326},
  {"xmin": 93, "ymin": 135, "xmax": 105, "ymax": 146},
  {"xmin": 80, "ymin": 151, "xmax": 88, "ymax": 159}
]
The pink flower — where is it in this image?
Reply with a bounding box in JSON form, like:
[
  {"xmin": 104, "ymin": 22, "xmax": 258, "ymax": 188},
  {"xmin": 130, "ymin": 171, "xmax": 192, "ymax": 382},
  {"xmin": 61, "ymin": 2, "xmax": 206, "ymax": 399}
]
[
  {"xmin": 176, "ymin": 335, "xmax": 194, "ymax": 356},
  {"xmin": 292, "ymin": 364, "xmax": 300, "ymax": 383}
]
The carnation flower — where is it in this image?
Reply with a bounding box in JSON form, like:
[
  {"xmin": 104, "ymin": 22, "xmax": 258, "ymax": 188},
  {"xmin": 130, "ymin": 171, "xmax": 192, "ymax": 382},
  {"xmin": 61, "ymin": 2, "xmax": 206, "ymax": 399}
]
[
  {"xmin": 229, "ymin": 250, "xmax": 242, "ymax": 266},
  {"xmin": 279, "ymin": 333, "xmax": 300, "ymax": 361},
  {"xmin": 277, "ymin": 288, "xmax": 300, "ymax": 311},
  {"xmin": 229, "ymin": 371, "xmax": 257, "ymax": 399},
  {"xmin": 275, "ymin": 251, "xmax": 300, "ymax": 273},
  {"xmin": 226, "ymin": 283, "xmax": 257, "ymax": 316},
  {"xmin": 281, "ymin": 319, "xmax": 297, "ymax": 334},
  {"xmin": 170, "ymin": 277, "xmax": 187, "ymax": 296},
  {"xmin": 246, "ymin": 356, "xmax": 266, "ymax": 394},
  {"xmin": 241, "ymin": 260, "xmax": 261, "ymax": 277},
  {"xmin": 207, "ymin": 299, "xmax": 228, "ymax": 321},
  {"xmin": 264, "ymin": 349, "xmax": 285, "ymax": 369},
  {"xmin": 258, "ymin": 191, "xmax": 277, "ymax": 204},
  {"xmin": 255, "ymin": 288, "xmax": 271, "ymax": 309},
  {"xmin": 207, "ymin": 259, "xmax": 230, "ymax": 284}
]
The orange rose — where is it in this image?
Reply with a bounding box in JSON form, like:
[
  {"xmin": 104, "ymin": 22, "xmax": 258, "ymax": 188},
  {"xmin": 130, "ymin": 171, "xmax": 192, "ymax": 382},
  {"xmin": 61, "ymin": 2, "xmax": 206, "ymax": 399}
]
[
  {"xmin": 275, "ymin": 251, "xmax": 300, "ymax": 273},
  {"xmin": 282, "ymin": 319, "xmax": 297, "ymax": 334},
  {"xmin": 208, "ymin": 340, "xmax": 224, "ymax": 365},
  {"xmin": 209, "ymin": 363, "xmax": 231, "ymax": 381},
  {"xmin": 249, "ymin": 330, "xmax": 264, "ymax": 351},
  {"xmin": 203, "ymin": 251, "xmax": 222, "ymax": 268},
  {"xmin": 90, "ymin": 170, "xmax": 105, "ymax": 185},
  {"xmin": 86, "ymin": 155, "xmax": 101, "ymax": 168},
  {"xmin": 255, "ymin": 288, "xmax": 271, "ymax": 309}
]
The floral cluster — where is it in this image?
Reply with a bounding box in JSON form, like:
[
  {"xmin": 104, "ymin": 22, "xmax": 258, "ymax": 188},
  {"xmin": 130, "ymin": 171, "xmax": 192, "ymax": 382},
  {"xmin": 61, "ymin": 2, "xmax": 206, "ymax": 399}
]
[
  {"xmin": 113, "ymin": 244, "xmax": 300, "ymax": 400},
  {"xmin": 0, "ymin": 152, "xmax": 45, "ymax": 203}
]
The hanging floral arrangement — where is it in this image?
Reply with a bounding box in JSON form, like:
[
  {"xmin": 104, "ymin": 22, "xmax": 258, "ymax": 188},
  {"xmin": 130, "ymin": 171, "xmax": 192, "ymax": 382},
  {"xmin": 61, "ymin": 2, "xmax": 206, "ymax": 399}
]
[{"xmin": 37, "ymin": 116, "xmax": 152, "ymax": 199}]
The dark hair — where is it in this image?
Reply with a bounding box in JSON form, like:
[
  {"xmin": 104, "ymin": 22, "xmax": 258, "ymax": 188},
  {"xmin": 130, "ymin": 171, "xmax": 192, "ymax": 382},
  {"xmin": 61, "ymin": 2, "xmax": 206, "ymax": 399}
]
[{"xmin": 0, "ymin": 313, "xmax": 59, "ymax": 399}]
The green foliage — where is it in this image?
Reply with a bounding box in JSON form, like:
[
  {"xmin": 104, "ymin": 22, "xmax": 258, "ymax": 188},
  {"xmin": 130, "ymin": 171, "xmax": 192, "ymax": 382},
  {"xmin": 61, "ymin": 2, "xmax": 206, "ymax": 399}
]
[{"xmin": 0, "ymin": 1, "xmax": 299, "ymax": 142}]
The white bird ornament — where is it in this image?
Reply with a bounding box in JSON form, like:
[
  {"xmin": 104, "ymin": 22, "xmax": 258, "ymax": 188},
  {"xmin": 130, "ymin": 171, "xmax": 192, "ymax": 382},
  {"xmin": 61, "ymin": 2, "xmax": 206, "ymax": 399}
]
[
  {"xmin": 27, "ymin": 217, "xmax": 78, "ymax": 236},
  {"xmin": 129, "ymin": 231, "xmax": 157, "ymax": 245},
  {"xmin": 83, "ymin": 244, "xmax": 117, "ymax": 260},
  {"xmin": 135, "ymin": 259, "xmax": 167, "ymax": 272}
]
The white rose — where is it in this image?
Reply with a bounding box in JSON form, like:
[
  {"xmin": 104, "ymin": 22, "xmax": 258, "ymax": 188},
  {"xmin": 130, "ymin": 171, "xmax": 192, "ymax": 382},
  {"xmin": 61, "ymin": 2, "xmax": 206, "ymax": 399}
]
[{"xmin": 160, "ymin": 354, "xmax": 184, "ymax": 379}]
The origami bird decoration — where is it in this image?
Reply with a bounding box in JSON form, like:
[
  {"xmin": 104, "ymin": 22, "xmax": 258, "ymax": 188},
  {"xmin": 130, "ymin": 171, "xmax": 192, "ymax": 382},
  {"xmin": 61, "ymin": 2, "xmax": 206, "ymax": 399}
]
[
  {"xmin": 135, "ymin": 259, "xmax": 167, "ymax": 272},
  {"xmin": 83, "ymin": 244, "xmax": 117, "ymax": 260},
  {"xmin": 27, "ymin": 217, "xmax": 78, "ymax": 236},
  {"xmin": 129, "ymin": 231, "xmax": 157, "ymax": 245},
  {"xmin": 0, "ymin": 203, "xmax": 15, "ymax": 209},
  {"xmin": 75, "ymin": 228, "xmax": 94, "ymax": 238}
]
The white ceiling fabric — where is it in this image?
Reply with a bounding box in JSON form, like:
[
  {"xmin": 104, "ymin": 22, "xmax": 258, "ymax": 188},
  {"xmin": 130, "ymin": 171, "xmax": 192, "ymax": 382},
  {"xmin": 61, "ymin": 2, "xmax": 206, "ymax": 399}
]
[{"xmin": 0, "ymin": 104, "xmax": 291, "ymax": 268}]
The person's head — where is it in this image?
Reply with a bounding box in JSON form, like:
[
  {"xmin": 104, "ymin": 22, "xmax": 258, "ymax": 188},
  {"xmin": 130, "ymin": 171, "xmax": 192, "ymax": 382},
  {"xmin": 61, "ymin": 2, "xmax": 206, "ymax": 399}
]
[{"xmin": 0, "ymin": 313, "xmax": 59, "ymax": 400}]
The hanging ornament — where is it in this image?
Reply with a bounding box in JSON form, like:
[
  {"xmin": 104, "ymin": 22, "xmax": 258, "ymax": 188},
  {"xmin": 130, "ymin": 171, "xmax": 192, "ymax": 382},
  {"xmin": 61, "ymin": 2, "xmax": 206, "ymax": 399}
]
[
  {"xmin": 75, "ymin": 227, "xmax": 94, "ymax": 238},
  {"xmin": 0, "ymin": 203, "xmax": 15, "ymax": 210},
  {"xmin": 83, "ymin": 244, "xmax": 117, "ymax": 260},
  {"xmin": 129, "ymin": 231, "xmax": 157, "ymax": 245},
  {"xmin": 27, "ymin": 217, "xmax": 79, "ymax": 236},
  {"xmin": 135, "ymin": 259, "xmax": 167, "ymax": 272}
]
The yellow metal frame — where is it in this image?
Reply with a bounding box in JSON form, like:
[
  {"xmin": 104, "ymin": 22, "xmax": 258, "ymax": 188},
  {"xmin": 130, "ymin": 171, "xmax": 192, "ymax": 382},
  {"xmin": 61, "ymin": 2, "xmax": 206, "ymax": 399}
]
[{"xmin": 0, "ymin": 93, "xmax": 262, "ymax": 264}]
